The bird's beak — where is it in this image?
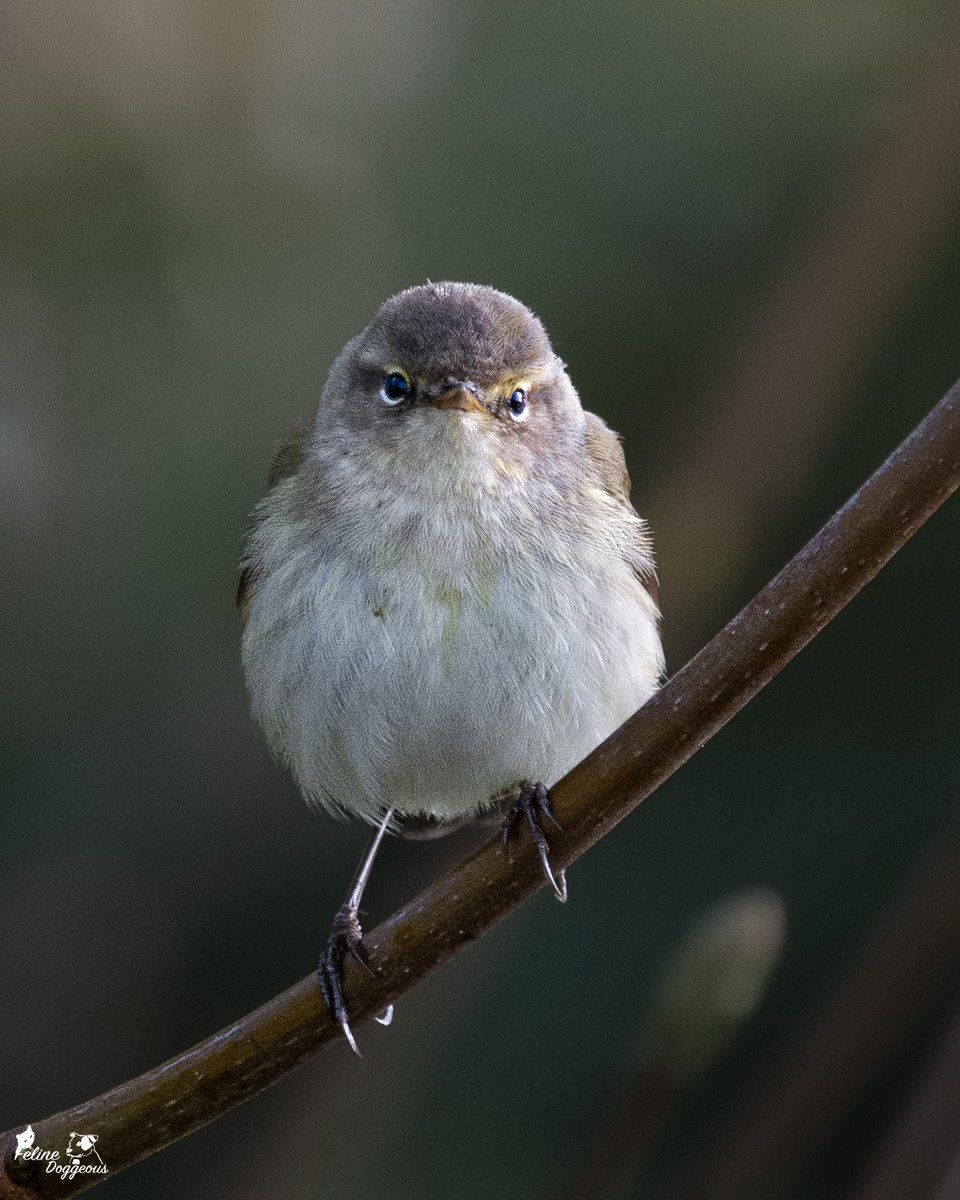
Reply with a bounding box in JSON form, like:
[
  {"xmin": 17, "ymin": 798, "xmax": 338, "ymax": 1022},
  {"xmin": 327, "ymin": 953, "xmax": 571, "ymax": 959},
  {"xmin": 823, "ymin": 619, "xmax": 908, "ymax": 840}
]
[{"xmin": 430, "ymin": 381, "xmax": 487, "ymax": 415}]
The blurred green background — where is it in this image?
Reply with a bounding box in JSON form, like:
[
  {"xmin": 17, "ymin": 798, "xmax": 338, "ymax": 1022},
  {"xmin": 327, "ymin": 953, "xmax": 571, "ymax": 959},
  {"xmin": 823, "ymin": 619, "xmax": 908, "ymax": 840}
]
[{"xmin": 3, "ymin": 2, "xmax": 960, "ymax": 1197}]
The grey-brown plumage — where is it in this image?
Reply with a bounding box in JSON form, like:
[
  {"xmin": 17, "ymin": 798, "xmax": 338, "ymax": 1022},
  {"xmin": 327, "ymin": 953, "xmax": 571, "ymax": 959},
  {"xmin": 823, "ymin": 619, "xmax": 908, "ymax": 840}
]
[{"xmin": 238, "ymin": 282, "xmax": 663, "ymax": 1051}]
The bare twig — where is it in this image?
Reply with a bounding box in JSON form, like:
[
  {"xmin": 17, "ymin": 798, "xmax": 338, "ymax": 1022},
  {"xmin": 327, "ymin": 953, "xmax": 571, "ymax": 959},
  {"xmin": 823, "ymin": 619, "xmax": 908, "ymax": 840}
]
[
  {"xmin": 931, "ymin": 1147, "xmax": 960, "ymax": 1200},
  {"xmin": 559, "ymin": 889, "xmax": 786, "ymax": 1200},
  {"xmin": 851, "ymin": 996, "xmax": 960, "ymax": 1200},
  {"xmin": 669, "ymin": 803, "xmax": 960, "ymax": 1200},
  {"xmin": 2, "ymin": 381, "xmax": 959, "ymax": 1198},
  {"xmin": 656, "ymin": 29, "xmax": 960, "ymax": 641}
]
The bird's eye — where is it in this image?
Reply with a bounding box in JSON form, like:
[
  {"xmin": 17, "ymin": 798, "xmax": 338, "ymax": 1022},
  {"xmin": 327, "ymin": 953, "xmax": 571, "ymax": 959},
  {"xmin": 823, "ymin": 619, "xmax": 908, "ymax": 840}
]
[
  {"xmin": 507, "ymin": 388, "xmax": 528, "ymax": 421},
  {"xmin": 380, "ymin": 372, "xmax": 412, "ymax": 405}
]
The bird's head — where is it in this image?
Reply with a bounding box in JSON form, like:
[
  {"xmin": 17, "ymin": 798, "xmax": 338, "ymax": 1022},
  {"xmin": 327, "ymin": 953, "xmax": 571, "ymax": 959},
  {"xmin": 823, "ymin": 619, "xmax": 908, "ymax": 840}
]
[{"xmin": 317, "ymin": 283, "xmax": 586, "ymax": 478}]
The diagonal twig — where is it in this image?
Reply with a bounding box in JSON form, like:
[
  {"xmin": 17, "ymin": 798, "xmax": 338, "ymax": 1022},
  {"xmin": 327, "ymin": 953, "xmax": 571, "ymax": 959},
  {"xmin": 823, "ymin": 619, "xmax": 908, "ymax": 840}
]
[
  {"xmin": 559, "ymin": 888, "xmax": 787, "ymax": 1200},
  {"xmin": 851, "ymin": 994, "xmax": 960, "ymax": 1200},
  {"xmin": 656, "ymin": 29, "xmax": 960, "ymax": 640},
  {"xmin": 2, "ymin": 380, "xmax": 959, "ymax": 1198},
  {"xmin": 669, "ymin": 802, "xmax": 960, "ymax": 1200}
]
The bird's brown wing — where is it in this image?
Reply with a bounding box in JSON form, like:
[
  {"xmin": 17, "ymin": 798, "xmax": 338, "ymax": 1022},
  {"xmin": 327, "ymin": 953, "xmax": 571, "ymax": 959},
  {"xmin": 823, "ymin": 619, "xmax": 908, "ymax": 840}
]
[
  {"xmin": 265, "ymin": 415, "xmax": 313, "ymax": 491},
  {"xmin": 237, "ymin": 416, "xmax": 313, "ymax": 626},
  {"xmin": 583, "ymin": 410, "xmax": 660, "ymax": 611}
]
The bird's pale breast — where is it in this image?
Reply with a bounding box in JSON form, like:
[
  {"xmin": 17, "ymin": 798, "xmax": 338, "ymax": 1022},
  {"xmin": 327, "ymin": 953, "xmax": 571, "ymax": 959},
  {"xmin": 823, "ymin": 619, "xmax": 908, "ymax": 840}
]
[{"xmin": 242, "ymin": 420, "xmax": 662, "ymax": 824}]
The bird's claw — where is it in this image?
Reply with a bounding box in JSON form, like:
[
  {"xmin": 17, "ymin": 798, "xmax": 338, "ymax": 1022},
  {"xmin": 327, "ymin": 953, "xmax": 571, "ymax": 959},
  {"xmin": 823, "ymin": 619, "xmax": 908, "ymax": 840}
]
[
  {"xmin": 317, "ymin": 905, "xmax": 371, "ymax": 1056},
  {"xmin": 501, "ymin": 780, "xmax": 568, "ymax": 903}
]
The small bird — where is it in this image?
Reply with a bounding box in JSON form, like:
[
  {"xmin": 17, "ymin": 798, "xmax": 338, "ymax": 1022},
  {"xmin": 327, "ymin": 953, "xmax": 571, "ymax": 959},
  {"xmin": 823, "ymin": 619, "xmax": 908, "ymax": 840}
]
[{"xmin": 239, "ymin": 282, "xmax": 663, "ymax": 1051}]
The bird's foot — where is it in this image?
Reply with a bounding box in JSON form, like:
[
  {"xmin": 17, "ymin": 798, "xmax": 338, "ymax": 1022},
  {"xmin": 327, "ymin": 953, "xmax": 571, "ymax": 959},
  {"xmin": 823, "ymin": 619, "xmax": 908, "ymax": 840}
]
[
  {"xmin": 500, "ymin": 780, "xmax": 568, "ymax": 903},
  {"xmin": 317, "ymin": 905, "xmax": 392, "ymax": 1056}
]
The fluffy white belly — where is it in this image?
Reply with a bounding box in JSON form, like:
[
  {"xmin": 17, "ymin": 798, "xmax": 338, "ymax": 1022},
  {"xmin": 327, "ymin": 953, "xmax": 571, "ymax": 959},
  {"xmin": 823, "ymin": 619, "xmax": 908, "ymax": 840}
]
[{"xmin": 243, "ymin": 527, "xmax": 662, "ymax": 824}]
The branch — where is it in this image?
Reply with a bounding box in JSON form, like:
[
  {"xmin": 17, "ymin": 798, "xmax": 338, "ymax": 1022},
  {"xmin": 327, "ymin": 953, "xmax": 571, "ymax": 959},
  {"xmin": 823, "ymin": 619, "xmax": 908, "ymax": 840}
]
[
  {"xmin": 3, "ymin": 381, "xmax": 960, "ymax": 1199},
  {"xmin": 559, "ymin": 889, "xmax": 786, "ymax": 1200},
  {"xmin": 852, "ymin": 995, "xmax": 960, "ymax": 1200},
  {"xmin": 668, "ymin": 805, "xmax": 960, "ymax": 1200},
  {"xmin": 656, "ymin": 28, "xmax": 960, "ymax": 640}
]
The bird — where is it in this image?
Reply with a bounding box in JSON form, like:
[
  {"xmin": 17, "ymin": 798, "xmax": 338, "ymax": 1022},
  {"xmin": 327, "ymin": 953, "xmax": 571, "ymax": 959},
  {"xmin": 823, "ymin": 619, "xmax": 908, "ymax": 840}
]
[{"xmin": 238, "ymin": 281, "xmax": 664, "ymax": 1052}]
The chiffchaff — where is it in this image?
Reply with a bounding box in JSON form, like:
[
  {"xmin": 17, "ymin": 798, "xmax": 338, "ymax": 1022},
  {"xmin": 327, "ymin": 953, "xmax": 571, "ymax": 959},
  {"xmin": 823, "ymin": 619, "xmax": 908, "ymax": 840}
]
[{"xmin": 239, "ymin": 282, "xmax": 663, "ymax": 1051}]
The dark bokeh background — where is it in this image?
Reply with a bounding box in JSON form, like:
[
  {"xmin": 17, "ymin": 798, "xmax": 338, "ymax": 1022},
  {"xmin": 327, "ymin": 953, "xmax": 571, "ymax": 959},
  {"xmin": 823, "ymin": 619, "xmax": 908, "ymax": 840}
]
[{"xmin": 3, "ymin": 3, "xmax": 960, "ymax": 1197}]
